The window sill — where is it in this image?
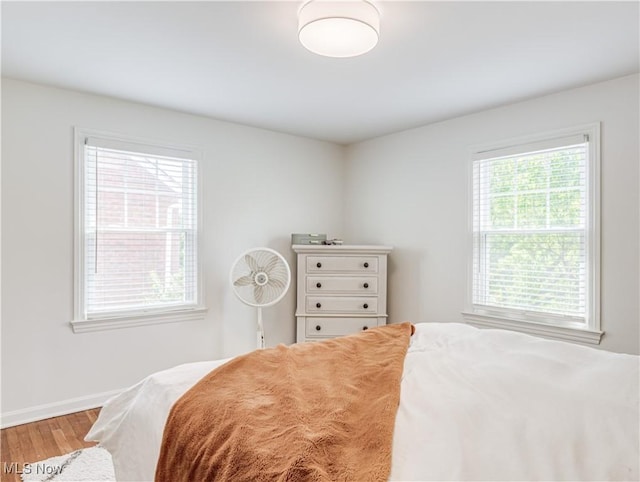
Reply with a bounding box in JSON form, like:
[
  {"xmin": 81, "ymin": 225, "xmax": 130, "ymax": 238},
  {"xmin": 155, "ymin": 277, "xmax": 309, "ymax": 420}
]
[
  {"xmin": 70, "ymin": 307, "xmax": 208, "ymax": 333},
  {"xmin": 461, "ymin": 311, "xmax": 603, "ymax": 345}
]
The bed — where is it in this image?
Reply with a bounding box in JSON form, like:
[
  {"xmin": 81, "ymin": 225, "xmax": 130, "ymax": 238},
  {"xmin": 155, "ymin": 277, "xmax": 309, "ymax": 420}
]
[{"xmin": 87, "ymin": 322, "xmax": 639, "ymax": 481}]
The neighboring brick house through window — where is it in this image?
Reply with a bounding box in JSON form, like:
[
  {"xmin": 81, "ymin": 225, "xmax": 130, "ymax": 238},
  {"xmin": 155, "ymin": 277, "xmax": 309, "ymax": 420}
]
[{"xmin": 71, "ymin": 129, "xmax": 205, "ymax": 333}]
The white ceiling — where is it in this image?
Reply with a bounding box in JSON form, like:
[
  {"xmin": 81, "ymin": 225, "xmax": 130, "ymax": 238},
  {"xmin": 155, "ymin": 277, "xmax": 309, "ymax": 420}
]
[{"xmin": 2, "ymin": 1, "xmax": 639, "ymax": 145}]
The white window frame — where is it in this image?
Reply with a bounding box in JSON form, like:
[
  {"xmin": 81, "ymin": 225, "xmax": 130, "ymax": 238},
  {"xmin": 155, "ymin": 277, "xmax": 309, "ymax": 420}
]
[
  {"xmin": 463, "ymin": 123, "xmax": 602, "ymax": 345},
  {"xmin": 71, "ymin": 128, "xmax": 206, "ymax": 333}
]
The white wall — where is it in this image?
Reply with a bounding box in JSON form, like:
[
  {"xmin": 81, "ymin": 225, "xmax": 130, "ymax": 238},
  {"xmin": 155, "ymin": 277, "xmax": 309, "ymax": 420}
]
[
  {"xmin": 3, "ymin": 73, "xmax": 639, "ymax": 425},
  {"xmin": 344, "ymin": 74, "xmax": 640, "ymax": 355},
  {"xmin": 1, "ymin": 79, "xmax": 345, "ymax": 423}
]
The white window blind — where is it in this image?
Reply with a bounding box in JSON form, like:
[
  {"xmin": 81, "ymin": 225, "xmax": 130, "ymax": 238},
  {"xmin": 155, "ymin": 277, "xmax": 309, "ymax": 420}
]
[
  {"xmin": 472, "ymin": 134, "xmax": 591, "ymax": 323},
  {"xmin": 79, "ymin": 135, "xmax": 200, "ymax": 319}
]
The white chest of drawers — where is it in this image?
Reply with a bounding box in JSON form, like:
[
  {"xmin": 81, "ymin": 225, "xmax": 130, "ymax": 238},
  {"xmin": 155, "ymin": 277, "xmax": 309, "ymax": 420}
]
[{"xmin": 292, "ymin": 245, "xmax": 393, "ymax": 343}]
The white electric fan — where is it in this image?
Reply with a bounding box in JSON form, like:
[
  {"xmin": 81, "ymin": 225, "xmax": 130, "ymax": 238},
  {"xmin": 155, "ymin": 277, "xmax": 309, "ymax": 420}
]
[{"xmin": 230, "ymin": 247, "xmax": 291, "ymax": 349}]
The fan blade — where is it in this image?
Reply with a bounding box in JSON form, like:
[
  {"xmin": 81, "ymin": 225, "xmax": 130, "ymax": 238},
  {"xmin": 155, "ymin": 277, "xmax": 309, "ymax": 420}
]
[
  {"xmin": 234, "ymin": 275, "xmax": 254, "ymax": 287},
  {"xmin": 245, "ymin": 254, "xmax": 259, "ymax": 272},
  {"xmin": 254, "ymin": 285, "xmax": 264, "ymax": 304},
  {"xmin": 263, "ymin": 255, "xmax": 279, "ymax": 274},
  {"xmin": 269, "ymin": 277, "xmax": 285, "ymax": 289}
]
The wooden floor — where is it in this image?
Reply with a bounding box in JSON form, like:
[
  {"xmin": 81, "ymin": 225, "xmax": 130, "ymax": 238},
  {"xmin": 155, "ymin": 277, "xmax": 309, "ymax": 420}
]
[{"xmin": 0, "ymin": 409, "xmax": 100, "ymax": 482}]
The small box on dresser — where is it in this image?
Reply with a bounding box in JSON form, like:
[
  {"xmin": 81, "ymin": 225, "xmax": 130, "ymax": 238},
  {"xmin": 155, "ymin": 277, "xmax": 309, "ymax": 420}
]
[{"xmin": 292, "ymin": 245, "xmax": 393, "ymax": 343}]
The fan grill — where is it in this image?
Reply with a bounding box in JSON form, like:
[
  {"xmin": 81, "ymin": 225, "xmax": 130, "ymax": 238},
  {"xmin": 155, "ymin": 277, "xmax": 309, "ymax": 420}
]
[{"xmin": 231, "ymin": 249, "xmax": 290, "ymax": 307}]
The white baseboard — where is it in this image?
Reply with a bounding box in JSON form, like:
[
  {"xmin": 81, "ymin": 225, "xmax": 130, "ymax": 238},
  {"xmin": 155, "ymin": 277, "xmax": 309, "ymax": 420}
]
[{"xmin": 0, "ymin": 389, "xmax": 123, "ymax": 429}]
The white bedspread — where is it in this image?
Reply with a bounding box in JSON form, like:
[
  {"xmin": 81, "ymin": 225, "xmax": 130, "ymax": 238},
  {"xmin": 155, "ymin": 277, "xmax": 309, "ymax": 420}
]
[{"xmin": 87, "ymin": 323, "xmax": 639, "ymax": 481}]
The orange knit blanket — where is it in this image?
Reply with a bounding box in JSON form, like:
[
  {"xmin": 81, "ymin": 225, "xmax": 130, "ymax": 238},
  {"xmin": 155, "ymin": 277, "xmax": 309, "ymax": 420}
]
[{"xmin": 155, "ymin": 322, "xmax": 413, "ymax": 482}]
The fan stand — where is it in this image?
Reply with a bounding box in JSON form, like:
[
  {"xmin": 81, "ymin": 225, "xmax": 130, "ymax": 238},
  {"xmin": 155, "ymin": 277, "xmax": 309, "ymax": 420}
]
[{"xmin": 257, "ymin": 307, "xmax": 265, "ymax": 349}]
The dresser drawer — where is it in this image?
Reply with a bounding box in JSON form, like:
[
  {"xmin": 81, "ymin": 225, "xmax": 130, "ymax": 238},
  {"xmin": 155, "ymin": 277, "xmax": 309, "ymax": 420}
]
[
  {"xmin": 306, "ymin": 276, "xmax": 378, "ymax": 294},
  {"xmin": 305, "ymin": 317, "xmax": 377, "ymax": 337},
  {"xmin": 306, "ymin": 296, "xmax": 378, "ymax": 313},
  {"xmin": 306, "ymin": 256, "xmax": 378, "ymax": 273}
]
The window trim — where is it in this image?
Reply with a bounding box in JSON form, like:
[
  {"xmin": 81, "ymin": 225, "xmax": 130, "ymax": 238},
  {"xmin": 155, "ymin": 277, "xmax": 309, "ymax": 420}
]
[
  {"xmin": 71, "ymin": 128, "xmax": 206, "ymax": 333},
  {"xmin": 463, "ymin": 123, "xmax": 602, "ymax": 345}
]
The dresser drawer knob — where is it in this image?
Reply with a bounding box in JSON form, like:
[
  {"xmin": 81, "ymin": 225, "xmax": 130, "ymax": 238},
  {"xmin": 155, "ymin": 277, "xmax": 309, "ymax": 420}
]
[
  {"xmin": 316, "ymin": 262, "xmax": 322, "ymax": 268},
  {"xmin": 316, "ymin": 325, "xmax": 322, "ymax": 331},
  {"xmin": 363, "ymin": 326, "xmax": 369, "ymax": 331},
  {"xmin": 316, "ymin": 282, "xmax": 322, "ymax": 288},
  {"xmin": 364, "ymin": 262, "xmax": 369, "ymax": 268},
  {"xmin": 363, "ymin": 283, "xmax": 369, "ymax": 289},
  {"xmin": 363, "ymin": 303, "xmax": 369, "ymax": 309},
  {"xmin": 316, "ymin": 302, "xmax": 322, "ymax": 308}
]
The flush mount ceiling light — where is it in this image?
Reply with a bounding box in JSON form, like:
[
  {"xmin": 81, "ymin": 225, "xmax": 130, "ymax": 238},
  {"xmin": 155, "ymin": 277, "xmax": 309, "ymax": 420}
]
[{"xmin": 298, "ymin": 1, "xmax": 380, "ymax": 58}]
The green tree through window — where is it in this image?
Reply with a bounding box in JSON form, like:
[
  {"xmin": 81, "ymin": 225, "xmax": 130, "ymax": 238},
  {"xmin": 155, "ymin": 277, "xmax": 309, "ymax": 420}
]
[{"xmin": 473, "ymin": 140, "xmax": 589, "ymax": 321}]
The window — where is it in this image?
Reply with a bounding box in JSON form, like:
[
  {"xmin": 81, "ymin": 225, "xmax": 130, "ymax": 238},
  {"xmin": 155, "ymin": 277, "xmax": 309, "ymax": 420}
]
[
  {"xmin": 464, "ymin": 124, "xmax": 601, "ymax": 344},
  {"xmin": 72, "ymin": 129, "xmax": 205, "ymax": 332}
]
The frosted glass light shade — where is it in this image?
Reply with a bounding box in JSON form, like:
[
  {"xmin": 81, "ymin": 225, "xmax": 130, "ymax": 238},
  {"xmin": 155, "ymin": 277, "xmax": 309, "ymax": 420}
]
[{"xmin": 298, "ymin": 1, "xmax": 380, "ymax": 58}]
